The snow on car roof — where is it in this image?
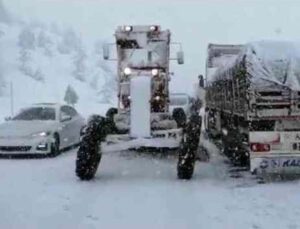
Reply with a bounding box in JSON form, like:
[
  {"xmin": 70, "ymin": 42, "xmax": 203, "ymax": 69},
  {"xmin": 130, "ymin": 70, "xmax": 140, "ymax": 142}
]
[
  {"xmin": 33, "ymin": 103, "xmax": 57, "ymax": 106},
  {"xmin": 32, "ymin": 103, "xmax": 67, "ymax": 107}
]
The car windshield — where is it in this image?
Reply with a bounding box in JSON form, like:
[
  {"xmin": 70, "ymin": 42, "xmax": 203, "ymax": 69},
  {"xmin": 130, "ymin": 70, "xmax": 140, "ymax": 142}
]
[
  {"xmin": 170, "ymin": 97, "xmax": 188, "ymax": 106},
  {"xmin": 12, "ymin": 107, "xmax": 56, "ymax": 121}
]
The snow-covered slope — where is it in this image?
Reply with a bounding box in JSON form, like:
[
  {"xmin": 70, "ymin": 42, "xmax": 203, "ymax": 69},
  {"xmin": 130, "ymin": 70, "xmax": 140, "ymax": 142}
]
[{"xmin": 0, "ymin": 12, "xmax": 116, "ymax": 120}]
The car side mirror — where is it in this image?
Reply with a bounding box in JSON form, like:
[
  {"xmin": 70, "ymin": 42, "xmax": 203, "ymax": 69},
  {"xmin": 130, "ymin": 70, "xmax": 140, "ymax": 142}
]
[
  {"xmin": 5, "ymin": 116, "xmax": 11, "ymax": 121},
  {"xmin": 177, "ymin": 51, "xmax": 184, "ymax": 65},
  {"xmin": 61, "ymin": 115, "xmax": 72, "ymax": 122},
  {"xmin": 103, "ymin": 43, "xmax": 110, "ymax": 60}
]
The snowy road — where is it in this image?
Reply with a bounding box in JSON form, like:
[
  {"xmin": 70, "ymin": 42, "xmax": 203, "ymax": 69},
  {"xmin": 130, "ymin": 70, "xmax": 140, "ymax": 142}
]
[{"xmin": 1, "ymin": 143, "xmax": 300, "ymax": 229}]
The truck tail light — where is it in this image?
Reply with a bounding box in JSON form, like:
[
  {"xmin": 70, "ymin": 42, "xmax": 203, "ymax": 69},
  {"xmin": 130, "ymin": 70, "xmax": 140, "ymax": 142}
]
[{"xmin": 250, "ymin": 143, "xmax": 270, "ymax": 152}]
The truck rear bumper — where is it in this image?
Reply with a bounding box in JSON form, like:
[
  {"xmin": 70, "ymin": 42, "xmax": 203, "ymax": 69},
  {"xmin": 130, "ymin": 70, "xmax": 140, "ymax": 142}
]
[{"xmin": 251, "ymin": 155, "xmax": 300, "ymax": 174}]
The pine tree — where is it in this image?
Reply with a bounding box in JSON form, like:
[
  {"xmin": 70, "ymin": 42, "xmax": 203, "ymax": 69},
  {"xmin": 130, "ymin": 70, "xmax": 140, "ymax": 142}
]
[{"xmin": 64, "ymin": 85, "xmax": 79, "ymax": 106}]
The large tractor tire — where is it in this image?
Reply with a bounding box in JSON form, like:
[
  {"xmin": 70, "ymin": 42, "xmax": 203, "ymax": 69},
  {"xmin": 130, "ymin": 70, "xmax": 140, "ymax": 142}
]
[
  {"xmin": 76, "ymin": 115, "xmax": 108, "ymax": 181},
  {"xmin": 177, "ymin": 114, "xmax": 202, "ymax": 180},
  {"xmin": 76, "ymin": 143, "xmax": 101, "ymax": 180},
  {"xmin": 106, "ymin": 107, "xmax": 118, "ymax": 120},
  {"xmin": 105, "ymin": 107, "xmax": 118, "ymax": 134},
  {"xmin": 222, "ymin": 130, "xmax": 250, "ymax": 167},
  {"xmin": 177, "ymin": 143, "xmax": 195, "ymax": 180},
  {"xmin": 172, "ymin": 108, "xmax": 187, "ymax": 128}
]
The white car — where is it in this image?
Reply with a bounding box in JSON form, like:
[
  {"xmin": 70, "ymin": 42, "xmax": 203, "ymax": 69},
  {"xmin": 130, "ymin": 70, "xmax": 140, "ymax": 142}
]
[
  {"xmin": 0, "ymin": 103, "xmax": 85, "ymax": 157},
  {"xmin": 169, "ymin": 93, "xmax": 193, "ymax": 117}
]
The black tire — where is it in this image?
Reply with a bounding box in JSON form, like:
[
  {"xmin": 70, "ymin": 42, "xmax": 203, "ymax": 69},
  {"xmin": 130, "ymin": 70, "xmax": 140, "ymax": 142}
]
[
  {"xmin": 177, "ymin": 163, "xmax": 194, "ymax": 180},
  {"xmin": 172, "ymin": 108, "xmax": 186, "ymax": 128},
  {"xmin": 223, "ymin": 131, "xmax": 250, "ymax": 167},
  {"xmin": 49, "ymin": 133, "xmax": 60, "ymax": 157},
  {"xmin": 76, "ymin": 143, "xmax": 101, "ymax": 180},
  {"xmin": 75, "ymin": 115, "xmax": 106, "ymax": 180},
  {"xmin": 80, "ymin": 125, "xmax": 86, "ymax": 137},
  {"xmin": 177, "ymin": 144, "xmax": 195, "ymax": 180},
  {"xmin": 177, "ymin": 114, "xmax": 202, "ymax": 180},
  {"xmin": 106, "ymin": 107, "xmax": 118, "ymax": 120},
  {"xmin": 232, "ymin": 149, "xmax": 250, "ymax": 167},
  {"xmin": 105, "ymin": 108, "xmax": 118, "ymax": 134}
]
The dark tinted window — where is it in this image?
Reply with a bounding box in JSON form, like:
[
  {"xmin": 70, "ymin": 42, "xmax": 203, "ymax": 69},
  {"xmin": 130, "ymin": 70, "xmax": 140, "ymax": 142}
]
[
  {"xmin": 60, "ymin": 106, "xmax": 78, "ymax": 117},
  {"xmin": 13, "ymin": 107, "xmax": 56, "ymax": 121}
]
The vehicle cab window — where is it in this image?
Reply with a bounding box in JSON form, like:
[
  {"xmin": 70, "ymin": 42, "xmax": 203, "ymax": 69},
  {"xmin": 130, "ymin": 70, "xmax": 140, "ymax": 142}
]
[{"xmin": 60, "ymin": 106, "xmax": 78, "ymax": 121}]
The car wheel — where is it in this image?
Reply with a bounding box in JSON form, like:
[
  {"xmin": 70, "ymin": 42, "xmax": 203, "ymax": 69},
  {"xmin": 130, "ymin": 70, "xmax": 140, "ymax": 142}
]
[{"xmin": 49, "ymin": 134, "xmax": 60, "ymax": 157}]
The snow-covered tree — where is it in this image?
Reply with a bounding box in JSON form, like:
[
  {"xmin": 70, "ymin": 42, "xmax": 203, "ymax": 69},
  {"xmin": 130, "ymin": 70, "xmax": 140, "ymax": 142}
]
[
  {"xmin": 37, "ymin": 30, "xmax": 53, "ymax": 56},
  {"xmin": 72, "ymin": 47, "xmax": 86, "ymax": 82},
  {"xmin": 19, "ymin": 48, "xmax": 31, "ymax": 69},
  {"xmin": 18, "ymin": 48, "xmax": 44, "ymax": 82},
  {"xmin": 64, "ymin": 85, "xmax": 79, "ymax": 106},
  {"xmin": 31, "ymin": 68, "xmax": 44, "ymax": 82},
  {"xmin": 57, "ymin": 28, "xmax": 81, "ymax": 54},
  {"xmin": 0, "ymin": 0, "xmax": 10, "ymax": 23},
  {"xmin": 17, "ymin": 26, "xmax": 45, "ymax": 82},
  {"xmin": 18, "ymin": 27, "xmax": 35, "ymax": 50},
  {"xmin": 98, "ymin": 73, "xmax": 117, "ymax": 103},
  {"xmin": 89, "ymin": 75, "xmax": 99, "ymax": 90},
  {"xmin": 38, "ymin": 30, "xmax": 49, "ymax": 48},
  {"xmin": 95, "ymin": 56, "xmax": 117, "ymax": 103}
]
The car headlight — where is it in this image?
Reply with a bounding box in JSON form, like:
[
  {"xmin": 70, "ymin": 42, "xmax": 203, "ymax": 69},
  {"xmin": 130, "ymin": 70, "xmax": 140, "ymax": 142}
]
[{"xmin": 31, "ymin": 131, "xmax": 51, "ymax": 138}]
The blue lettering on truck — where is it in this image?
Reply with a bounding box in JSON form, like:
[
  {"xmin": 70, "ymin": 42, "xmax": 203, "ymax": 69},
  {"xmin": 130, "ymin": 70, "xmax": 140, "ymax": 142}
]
[
  {"xmin": 260, "ymin": 160, "xmax": 269, "ymax": 169},
  {"xmin": 282, "ymin": 159, "xmax": 300, "ymax": 167},
  {"xmin": 260, "ymin": 159, "xmax": 300, "ymax": 169}
]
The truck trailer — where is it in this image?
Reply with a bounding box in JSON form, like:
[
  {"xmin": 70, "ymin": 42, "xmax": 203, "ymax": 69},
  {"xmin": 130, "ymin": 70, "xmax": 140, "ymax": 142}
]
[{"xmin": 204, "ymin": 41, "xmax": 300, "ymax": 174}]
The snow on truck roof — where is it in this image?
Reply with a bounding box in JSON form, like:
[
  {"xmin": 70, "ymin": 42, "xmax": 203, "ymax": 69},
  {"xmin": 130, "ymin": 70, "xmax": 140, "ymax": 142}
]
[{"xmin": 208, "ymin": 40, "xmax": 300, "ymax": 91}]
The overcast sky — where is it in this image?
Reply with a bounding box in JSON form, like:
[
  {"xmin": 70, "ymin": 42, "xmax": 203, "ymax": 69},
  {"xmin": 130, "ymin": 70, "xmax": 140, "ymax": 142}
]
[{"xmin": 3, "ymin": 0, "xmax": 300, "ymax": 93}]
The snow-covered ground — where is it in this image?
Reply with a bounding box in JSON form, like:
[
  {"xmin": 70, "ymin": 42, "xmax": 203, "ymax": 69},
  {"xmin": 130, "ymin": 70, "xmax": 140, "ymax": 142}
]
[
  {"xmin": 1, "ymin": 1, "xmax": 300, "ymax": 228},
  {"xmin": 1, "ymin": 139, "xmax": 300, "ymax": 229}
]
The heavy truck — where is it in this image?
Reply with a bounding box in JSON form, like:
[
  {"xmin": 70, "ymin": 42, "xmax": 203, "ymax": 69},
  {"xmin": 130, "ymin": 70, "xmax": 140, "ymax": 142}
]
[
  {"xmin": 75, "ymin": 25, "xmax": 201, "ymax": 180},
  {"xmin": 203, "ymin": 41, "xmax": 300, "ymax": 174}
]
